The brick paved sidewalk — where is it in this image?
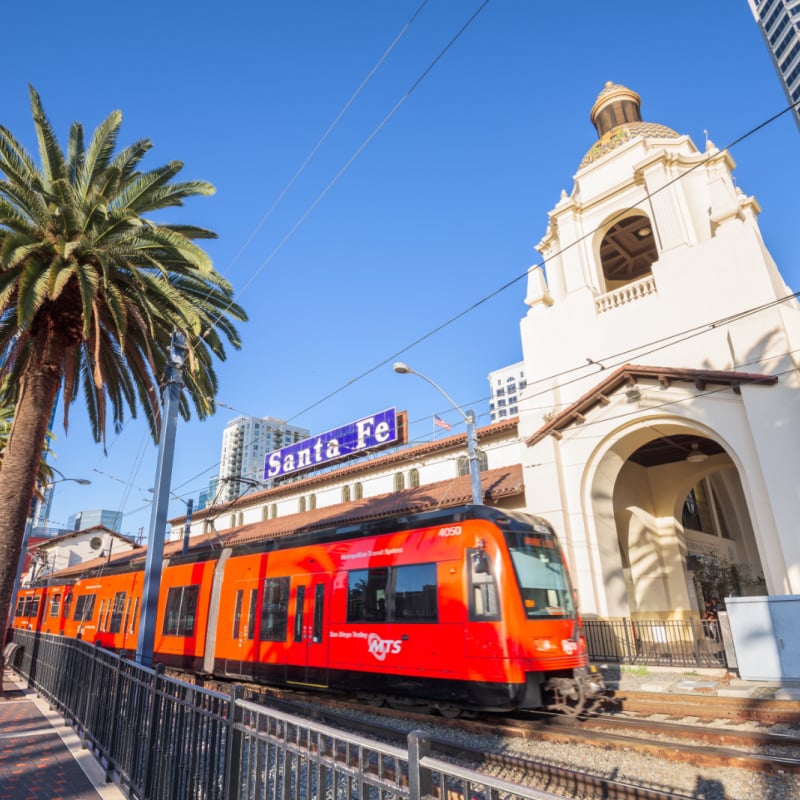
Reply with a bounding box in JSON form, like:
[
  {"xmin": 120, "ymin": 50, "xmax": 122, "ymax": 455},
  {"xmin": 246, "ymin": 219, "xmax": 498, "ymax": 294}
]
[{"xmin": 0, "ymin": 669, "xmax": 126, "ymax": 800}]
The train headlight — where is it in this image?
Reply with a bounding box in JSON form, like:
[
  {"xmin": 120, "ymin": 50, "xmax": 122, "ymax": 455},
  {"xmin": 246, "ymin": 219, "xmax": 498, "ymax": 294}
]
[{"xmin": 533, "ymin": 638, "xmax": 556, "ymax": 652}]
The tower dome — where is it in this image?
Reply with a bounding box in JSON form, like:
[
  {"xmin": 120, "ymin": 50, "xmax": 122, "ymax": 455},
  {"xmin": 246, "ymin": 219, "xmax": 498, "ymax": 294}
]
[{"xmin": 580, "ymin": 82, "xmax": 681, "ymax": 168}]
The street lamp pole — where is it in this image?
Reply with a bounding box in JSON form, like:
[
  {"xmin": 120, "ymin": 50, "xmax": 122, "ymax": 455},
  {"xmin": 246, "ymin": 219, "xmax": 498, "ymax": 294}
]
[
  {"xmin": 393, "ymin": 362, "xmax": 483, "ymax": 505},
  {"xmin": 7, "ymin": 471, "xmax": 90, "ymax": 628},
  {"xmin": 135, "ymin": 332, "xmax": 187, "ymax": 668}
]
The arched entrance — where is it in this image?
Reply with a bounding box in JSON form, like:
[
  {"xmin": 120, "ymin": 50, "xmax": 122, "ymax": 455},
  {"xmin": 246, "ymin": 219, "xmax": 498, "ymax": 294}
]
[{"xmin": 588, "ymin": 425, "xmax": 765, "ymax": 620}]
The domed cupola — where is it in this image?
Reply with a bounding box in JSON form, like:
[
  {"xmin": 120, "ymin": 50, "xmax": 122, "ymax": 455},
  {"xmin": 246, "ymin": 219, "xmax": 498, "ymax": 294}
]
[{"xmin": 580, "ymin": 82, "xmax": 681, "ymax": 168}]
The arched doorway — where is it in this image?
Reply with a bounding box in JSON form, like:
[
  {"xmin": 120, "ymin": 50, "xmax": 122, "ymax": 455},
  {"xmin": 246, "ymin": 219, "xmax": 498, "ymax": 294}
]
[{"xmin": 589, "ymin": 426, "xmax": 765, "ymax": 620}]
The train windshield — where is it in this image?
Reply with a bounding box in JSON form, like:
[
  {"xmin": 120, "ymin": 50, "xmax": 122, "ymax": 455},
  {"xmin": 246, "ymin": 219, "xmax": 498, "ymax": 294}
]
[{"xmin": 505, "ymin": 531, "xmax": 575, "ymax": 619}]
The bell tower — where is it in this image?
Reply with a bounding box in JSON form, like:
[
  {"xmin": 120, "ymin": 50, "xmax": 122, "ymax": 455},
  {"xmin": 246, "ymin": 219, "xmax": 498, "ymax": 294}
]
[{"xmin": 520, "ymin": 82, "xmax": 792, "ymax": 397}]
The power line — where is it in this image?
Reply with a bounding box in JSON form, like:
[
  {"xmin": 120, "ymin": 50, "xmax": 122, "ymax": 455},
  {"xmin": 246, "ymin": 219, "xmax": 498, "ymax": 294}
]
[{"xmin": 283, "ymin": 98, "xmax": 800, "ymax": 421}]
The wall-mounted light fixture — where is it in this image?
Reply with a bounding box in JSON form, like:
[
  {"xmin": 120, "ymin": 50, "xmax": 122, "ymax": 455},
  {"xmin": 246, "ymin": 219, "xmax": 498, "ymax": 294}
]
[{"xmin": 686, "ymin": 442, "xmax": 708, "ymax": 463}]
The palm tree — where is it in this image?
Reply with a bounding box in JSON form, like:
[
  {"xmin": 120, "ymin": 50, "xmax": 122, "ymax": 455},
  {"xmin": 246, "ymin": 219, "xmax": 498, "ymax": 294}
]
[{"xmin": 0, "ymin": 86, "xmax": 246, "ymax": 655}]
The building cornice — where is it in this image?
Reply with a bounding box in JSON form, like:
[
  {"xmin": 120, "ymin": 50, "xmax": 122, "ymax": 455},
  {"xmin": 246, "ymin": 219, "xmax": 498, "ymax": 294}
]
[{"xmin": 526, "ymin": 364, "xmax": 778, "ymax": 447}]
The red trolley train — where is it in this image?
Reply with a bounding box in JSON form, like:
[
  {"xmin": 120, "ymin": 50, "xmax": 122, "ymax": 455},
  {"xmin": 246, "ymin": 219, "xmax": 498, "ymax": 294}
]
[{"xmin": 12, "ymin": 505, "xmax": 605, "ymax": 714}]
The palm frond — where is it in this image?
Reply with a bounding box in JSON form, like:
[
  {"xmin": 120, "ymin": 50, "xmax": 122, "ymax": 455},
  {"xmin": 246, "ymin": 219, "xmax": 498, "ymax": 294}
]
[{"xmin": 28, "ymin": 85, "xmax": 68, "ymax": 189}]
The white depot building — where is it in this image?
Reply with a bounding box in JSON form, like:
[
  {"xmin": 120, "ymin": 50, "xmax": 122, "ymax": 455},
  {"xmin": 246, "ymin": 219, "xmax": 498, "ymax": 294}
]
[
  {"xmin": 174, "ymin": 83, "xmax": 799, "ymax": 622},
  {"xmin": 518, "ymin": 82, "xmax": 799, "ymax": 618}
]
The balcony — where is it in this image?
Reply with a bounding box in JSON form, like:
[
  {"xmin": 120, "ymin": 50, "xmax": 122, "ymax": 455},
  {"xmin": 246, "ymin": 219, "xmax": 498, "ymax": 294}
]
[{"xmin": 595, "ymin": 274, "xmax": 657, "ymax": 314}]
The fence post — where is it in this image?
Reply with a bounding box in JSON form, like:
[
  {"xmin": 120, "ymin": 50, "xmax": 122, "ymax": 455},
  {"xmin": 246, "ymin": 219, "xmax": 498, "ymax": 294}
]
[
  {"xmin": 223, "ymin": 684, "xmax": 244, "ymax": 800},
  {"xmin": 143, "ymin": 663, "xmax": 165, "ymax": 800},
  {"xmin": 103, "ymin": 656, "xmax": 123, "ymax": 783},
  {"xmin": 622, "ymin": 618, "xmax": 632, "ymax": 663},
  {"xmin": 408, "ymin": 731, "xmax": 432, "ymax": 800}
]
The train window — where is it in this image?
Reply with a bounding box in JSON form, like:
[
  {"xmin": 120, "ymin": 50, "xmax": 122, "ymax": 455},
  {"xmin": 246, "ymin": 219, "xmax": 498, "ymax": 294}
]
[
  {"xmin": 29, "ymin": 597, "xmax": 41, "ymax": 619},
  {"xmin": 127, "ymin": 598, "xmax": 139, "ymax": 634},
  {"xmin": 312, "ymin": 584, "xmax": 325, "ymax": 643},
  {"xmin": 347, "ymin": 565, "xmax": 437, "ymax": 623},
  {"xmin": 467, "ymin": 548, "xmax": 501, "ymax": 621},
  {"xmin": 73, "ymin": 594, "xmax": 96, "ymax": 622},
  {"xmin": 246, "ymin": 589, "xmax": 257, "ymax": 639},
  {"xmin": 232, "ymin": 590, "xmax": 244, "ymax": 639},
  {"xmin": 260, "ymin": 578, "xmax": 290, "ymax": 642},
  {"xmin": 162, "ymin": 585, "xmax": 200, "ymax": 637},
  {"xmin": 109, "ymin": 592, "xmax": 127, "ymax": 633},
  {"xmin": 15, "ymin": 597, "xmax": 27, "ymax": 617},
  {"xmin": 347, "ymin": 568, "xmax": 388, "ymax": 622},
  {"xmin": 98, "ymin": 600, "xmax": 108, "ymax": 631},
  {"xmin": 294, "ymin": 586, "xmax": 306, "ymax": 642},
  {"xmin": 49, "ymin": 594, "xmax": 61, "ymax": 617},
  {"xmin": 63, "ymin": 593, "xmax": 73, "ymax": 620},
  {"xmin": 394, "ymin": 564, "xmax": 437, "ymax": 622},
  {"xmin": 504, "ymin": 532, "xmax": 575, "ymax": 619}
]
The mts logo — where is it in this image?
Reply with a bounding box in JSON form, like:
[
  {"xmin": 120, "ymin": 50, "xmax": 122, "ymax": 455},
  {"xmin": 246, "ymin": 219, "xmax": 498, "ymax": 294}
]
[{"xmin": 367, "ymin": 633, "xmax": 402, "ymax": 661}]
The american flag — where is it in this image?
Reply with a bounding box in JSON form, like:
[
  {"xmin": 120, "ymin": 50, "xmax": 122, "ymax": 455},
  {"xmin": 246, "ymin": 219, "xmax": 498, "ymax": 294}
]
[{"xmin": 433, "ymin": 414, "xmax": 451, "ymax": 431}]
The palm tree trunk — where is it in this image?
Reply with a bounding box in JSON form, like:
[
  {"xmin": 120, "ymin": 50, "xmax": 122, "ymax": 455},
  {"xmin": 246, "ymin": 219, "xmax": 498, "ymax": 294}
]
[{"xmin": 0, "ymin": 332, "xmax": 64, "ymax": 684}]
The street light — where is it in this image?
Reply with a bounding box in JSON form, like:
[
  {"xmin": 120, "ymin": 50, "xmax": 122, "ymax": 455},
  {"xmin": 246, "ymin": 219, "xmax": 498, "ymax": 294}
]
[
  {"xmin": 393, "ymin": 362, "xmax": 483, "ymax": 505},
  {"xmin": 8, "ymin": 471, "xmax": 91, "ymax": 627},
  {"xmin": 136, "ymin": 331, "xmax": 187, "ymax": 667}
]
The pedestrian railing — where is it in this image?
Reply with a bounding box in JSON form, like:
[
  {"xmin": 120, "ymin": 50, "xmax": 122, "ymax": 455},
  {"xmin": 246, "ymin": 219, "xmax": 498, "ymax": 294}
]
[
  {"xmin": 584, "ymin": 617, "xmax": 727, "ymax": 668},
  {"xmin": 8, "ymin": 630, "xmax": 565, "ymax": 800}
]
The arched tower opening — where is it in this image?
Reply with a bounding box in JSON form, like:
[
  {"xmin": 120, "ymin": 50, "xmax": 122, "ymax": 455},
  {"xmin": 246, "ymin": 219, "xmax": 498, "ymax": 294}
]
[{"xmin": 599, "ymin": 214, "xmax": 658, "ymax": 290}]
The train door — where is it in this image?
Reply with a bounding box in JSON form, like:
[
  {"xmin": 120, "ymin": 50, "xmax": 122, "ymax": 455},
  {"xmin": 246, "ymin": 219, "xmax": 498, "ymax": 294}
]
[
  {"xmin": 226, "ymin": 580, "xmax": 258, "ymax": 678},
  {"xmin": 288, "ymin": 579, "xmax": 328, "ymax": 688}
]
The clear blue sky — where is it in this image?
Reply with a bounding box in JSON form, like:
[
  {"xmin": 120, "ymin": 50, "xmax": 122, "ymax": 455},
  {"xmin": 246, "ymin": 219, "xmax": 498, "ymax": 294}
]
[{"xmin": 4, "ymin": 1, "xmax": 797, "ymax": 541}]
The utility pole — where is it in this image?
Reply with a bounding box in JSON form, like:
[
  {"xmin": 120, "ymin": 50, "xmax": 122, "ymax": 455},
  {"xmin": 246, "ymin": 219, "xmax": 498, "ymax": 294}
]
[{"xmin": 135, "ymin": 332, "xmax": 187, "ymax": 667}]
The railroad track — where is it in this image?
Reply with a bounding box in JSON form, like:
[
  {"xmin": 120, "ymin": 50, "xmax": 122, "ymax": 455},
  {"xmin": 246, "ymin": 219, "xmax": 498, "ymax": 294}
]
[
  {"xmin": 192, "ymin": 675, "xmax": 800, "ymax": 798},
  {"xmin": 611, "ymin": 689, "xmax": 800, "ymax": 724}
]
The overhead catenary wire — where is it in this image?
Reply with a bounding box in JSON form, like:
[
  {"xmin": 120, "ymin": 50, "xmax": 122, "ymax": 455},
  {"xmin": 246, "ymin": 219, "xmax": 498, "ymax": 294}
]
[{"xmin": 105, "ymin": 65, "xmax": 800, "ymax": 528}]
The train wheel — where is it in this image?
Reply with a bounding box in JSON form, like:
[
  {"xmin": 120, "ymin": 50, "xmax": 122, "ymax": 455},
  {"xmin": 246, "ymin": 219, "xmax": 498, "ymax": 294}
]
[
  {"xmin": 357, "ymin": 693, "xmax": 386, "ymax": 708},
  {"xmin": 434, "ymin": 703, "xmax": 463, "ymax": 719}
]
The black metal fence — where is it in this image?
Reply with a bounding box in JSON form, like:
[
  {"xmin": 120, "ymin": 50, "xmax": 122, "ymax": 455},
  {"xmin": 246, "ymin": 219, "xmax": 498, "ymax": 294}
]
[
  {"xmin": 584, "ymin": 617, "xmax": 727, "ymax": 668},
  {"xmin": 8, "ymin": 630, "xmax": 565, "ymax": 800}
]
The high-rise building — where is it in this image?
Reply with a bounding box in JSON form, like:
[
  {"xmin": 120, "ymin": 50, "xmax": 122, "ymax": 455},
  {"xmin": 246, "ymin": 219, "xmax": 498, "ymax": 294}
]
[
  {"xmin": 217, "ymin": 416, "xmax": 310, "ymax": 503},
  {"xmin": 748, "ymin": 0, "xmax": 800, "ymax": 131},
  {"xmin": 487, "ymin": 362, "xmax": 525, "ymax": 422},
  {"xmin": 67, "ymin": 509, "xmax": 123, "ymax": 533}
]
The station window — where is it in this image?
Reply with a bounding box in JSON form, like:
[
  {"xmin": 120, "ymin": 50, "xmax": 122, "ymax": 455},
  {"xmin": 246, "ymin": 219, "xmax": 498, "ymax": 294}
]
[
  {"xmin": 342, "ymin": 485, "xmax": 351, "ymax": 503},
  {"xmin": 408, "ymin": 468, "xmax": 420, "ymax": 488},
  {"xmin": 354, "ymin": 482, "xmax": 363, "ymax": 500},
  {"xmin": 394, "ymin": 472, "xmax": 405, "ymax": 492},
  {"xmin": 457, "ymin": 451, "xmax": 488, "ymax": 477},
  {"xmin": 162, "ymin": 585, "xmax": 200, "ymax": 637},
  {"xmin": 260, "ymin": 577, "xmax": 290, "ymax": 642}
]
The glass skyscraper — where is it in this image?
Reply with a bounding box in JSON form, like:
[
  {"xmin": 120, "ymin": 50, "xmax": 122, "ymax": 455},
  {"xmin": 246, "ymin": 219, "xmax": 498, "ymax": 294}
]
[{"xmin": 748, "ymin": 0, "xmax": 800, "ymax": 131}]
